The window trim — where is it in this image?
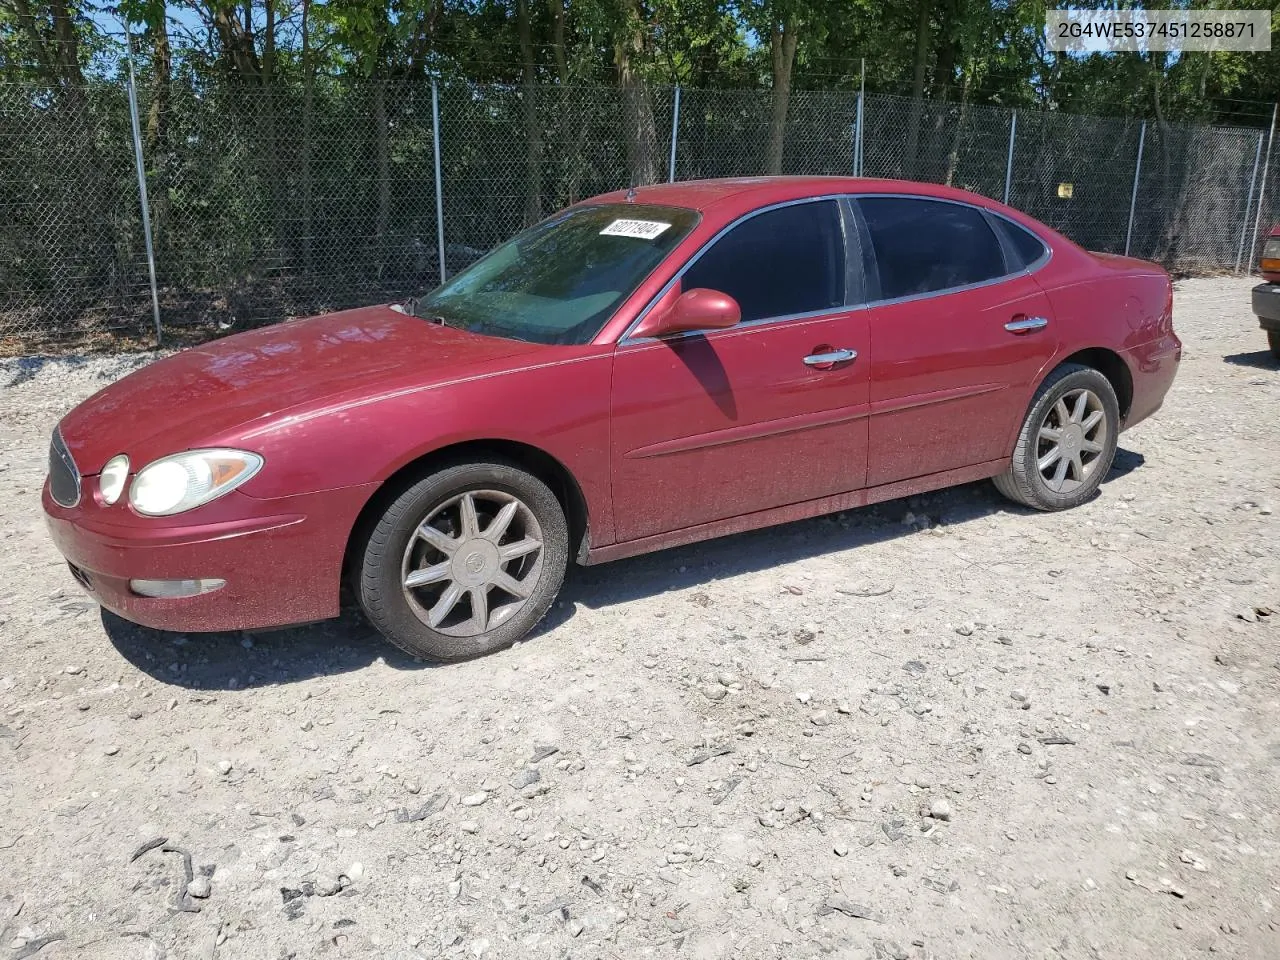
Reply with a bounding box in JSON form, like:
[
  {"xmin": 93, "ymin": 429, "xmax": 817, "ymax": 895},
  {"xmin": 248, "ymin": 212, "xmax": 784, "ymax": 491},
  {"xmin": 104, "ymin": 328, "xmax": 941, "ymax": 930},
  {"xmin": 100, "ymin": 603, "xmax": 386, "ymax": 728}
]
[
  {"xmin": 617, "ymin": 192, "xmax": 1054, "ymax": 345},
  {"xmin": 618, "ymin": 195, "xmax": 857, "ymax": 346},
  {"xmin": 851, "ymin": 194, "xmax": 1053, "ymax": 308}
]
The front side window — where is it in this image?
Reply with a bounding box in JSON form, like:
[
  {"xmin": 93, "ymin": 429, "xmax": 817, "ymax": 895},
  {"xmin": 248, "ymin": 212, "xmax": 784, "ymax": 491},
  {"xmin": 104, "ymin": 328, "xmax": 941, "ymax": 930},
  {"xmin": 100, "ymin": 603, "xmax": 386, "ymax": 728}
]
[
  {"xmin": 681, "ymin": 200, "xmax": 845, "ymax": 323},
  {"xmin": 858, "ymin": 197, "xmax": 1007, "ymax": 300},
  {"xmin": 416, "ymin": 203, "xmax": 699, "ymax": 345}
]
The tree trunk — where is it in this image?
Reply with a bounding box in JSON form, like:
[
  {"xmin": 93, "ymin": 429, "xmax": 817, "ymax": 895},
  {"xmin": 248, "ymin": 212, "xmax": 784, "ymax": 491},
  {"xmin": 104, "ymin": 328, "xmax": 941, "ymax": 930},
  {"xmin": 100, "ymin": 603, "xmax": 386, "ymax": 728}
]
[
  {"xmin": 261, "ymin": 0, "xmax": 284, "ymax": 261},
  {"xmin": 301, "ymin": 0, "xmax": 314, "ymax": 269},
  {"xmin": 614, "ymin": 8, "xmax": 659, "ymax": 187},
  {"xmin": 765, "ymin": 14, "xmax": 799, "ymax": 176},
  {"xmin": 8, "ymin": 0, "xmax": 59, "ymax": 89},
  {"xmin": 8, "ymin": 0, "xmax": 106, "ymax": 316},
  {"xmin": 931, "ymin": 0, "xmax": 959, "ymax": 102},
  {"xmin": 544, "ymin": 0, "xmax": 578, "ymax": 206},
  {"xmin": 48, "ymin": 0, "xmax": 85, "ymax": 83},
  {"xmin": 145, "ymin": 20, "xmax": 173, "ymax": 263},
  {"xmin": 146, "ymin": 22, "xmax": 171, "ymax": 152},
  {"xmin": 212, "ymin": 4, "xmax": 260, "ymax": 80},
  {"xmin": 373, "ymin": 80, "xmax": 391, "ymax": 278},
  {"xmin": 517, "ymin": 0, "xmax": 543, "ymax": 226},
  {"xmin": 905, "ymin": 0, "xmax": 931, "ymax": 178},
  {"xmin": 944, "ymin": 61, "xmax": 971, "ymax": 186},
  {"xmin": 547, "ymin": 0, "xmax": 568, "ymax": 82},
  {"xmin": 924, "ymin": 0, "xmax": 962, "ymax": 180},
  {"xmin": 262, "ymin": 0, "xmax": 274, "ymax": 83}
]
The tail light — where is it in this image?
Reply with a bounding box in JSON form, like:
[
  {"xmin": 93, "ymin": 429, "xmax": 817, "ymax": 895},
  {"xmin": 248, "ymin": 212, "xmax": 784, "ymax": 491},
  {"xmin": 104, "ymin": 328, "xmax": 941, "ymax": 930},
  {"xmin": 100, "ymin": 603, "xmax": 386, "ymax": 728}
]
[{"xmin": 1260, "ymin": 237, "xmax": 1280, "ymax": 273}]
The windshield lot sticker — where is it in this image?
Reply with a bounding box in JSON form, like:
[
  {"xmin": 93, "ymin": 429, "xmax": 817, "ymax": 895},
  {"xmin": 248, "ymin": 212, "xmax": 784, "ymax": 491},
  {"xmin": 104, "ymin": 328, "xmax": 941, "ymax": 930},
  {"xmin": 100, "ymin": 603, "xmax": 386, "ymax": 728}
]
[{"xmin": 600, "ymin": 219, "xmax": 671, "ymax": 240}]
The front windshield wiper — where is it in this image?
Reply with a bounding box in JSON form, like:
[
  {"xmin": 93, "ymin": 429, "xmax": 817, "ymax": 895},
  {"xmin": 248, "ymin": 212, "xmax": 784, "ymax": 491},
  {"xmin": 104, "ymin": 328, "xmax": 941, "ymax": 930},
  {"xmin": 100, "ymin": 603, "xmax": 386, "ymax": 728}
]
[{"xmin": 403, "ymin": 297, "xmax": 450, "ymax": 326}]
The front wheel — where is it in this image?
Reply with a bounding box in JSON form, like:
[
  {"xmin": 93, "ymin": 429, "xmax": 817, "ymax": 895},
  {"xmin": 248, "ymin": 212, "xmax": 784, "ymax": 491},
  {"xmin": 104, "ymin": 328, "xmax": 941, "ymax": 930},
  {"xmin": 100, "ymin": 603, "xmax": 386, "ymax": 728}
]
[
  {"xmin": 357, "ymin": 461, "xmax": 569, "ymax": 661},
  {"xmin": 993, "ymin": 363, "xmax": 1120, "ymax": 511},
  {"xmin": 1269, "ymin": 329, "xmax": 1280, "ymax": 360}
]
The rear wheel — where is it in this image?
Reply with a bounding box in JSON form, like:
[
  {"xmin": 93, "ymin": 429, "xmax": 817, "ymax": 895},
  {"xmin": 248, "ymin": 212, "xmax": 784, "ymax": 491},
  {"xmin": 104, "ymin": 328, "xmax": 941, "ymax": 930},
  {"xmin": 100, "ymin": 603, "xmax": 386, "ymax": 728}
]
[
  {"xmin": 993, "ymin": 363, "xmax": 1119, "ymax": 511},
  {"xmin": 1269, "ymin": 329, "xmax": 1280, "ymax": 360},
  {"xmin": 357, "ymin": 460, "xmax": 568, "ymax": 661}
]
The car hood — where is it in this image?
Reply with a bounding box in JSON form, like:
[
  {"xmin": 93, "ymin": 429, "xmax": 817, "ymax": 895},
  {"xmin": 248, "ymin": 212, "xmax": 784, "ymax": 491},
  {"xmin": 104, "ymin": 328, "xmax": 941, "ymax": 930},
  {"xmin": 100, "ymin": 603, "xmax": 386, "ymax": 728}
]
[{"xmin": 57, "ymin": 304, "xmax": 544, "ymax": 473}]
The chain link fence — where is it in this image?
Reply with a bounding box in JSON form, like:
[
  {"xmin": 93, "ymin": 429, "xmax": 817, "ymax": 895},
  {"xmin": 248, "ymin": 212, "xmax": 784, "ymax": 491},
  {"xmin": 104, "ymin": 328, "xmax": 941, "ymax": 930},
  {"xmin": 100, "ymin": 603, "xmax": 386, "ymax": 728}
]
[{"xmin": 0, "ymin": 78, "xmax": 1275, "ymax": 348}]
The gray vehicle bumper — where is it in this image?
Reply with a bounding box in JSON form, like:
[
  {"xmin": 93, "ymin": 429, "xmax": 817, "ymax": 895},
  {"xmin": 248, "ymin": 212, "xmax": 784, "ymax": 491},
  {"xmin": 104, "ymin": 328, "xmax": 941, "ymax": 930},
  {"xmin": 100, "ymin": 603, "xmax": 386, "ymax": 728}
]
[{"xmin": 1252, "ymin": 283, "xmax": 1280, "ymax": 330}]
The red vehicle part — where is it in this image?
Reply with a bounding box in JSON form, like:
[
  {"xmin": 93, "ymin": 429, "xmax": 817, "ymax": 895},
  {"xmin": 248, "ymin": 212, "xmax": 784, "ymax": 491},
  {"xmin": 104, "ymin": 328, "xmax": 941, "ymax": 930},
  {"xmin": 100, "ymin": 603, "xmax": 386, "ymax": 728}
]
[{"xmin": 44, "ymin": 176, "xmax": 1180, "ymax": 636}]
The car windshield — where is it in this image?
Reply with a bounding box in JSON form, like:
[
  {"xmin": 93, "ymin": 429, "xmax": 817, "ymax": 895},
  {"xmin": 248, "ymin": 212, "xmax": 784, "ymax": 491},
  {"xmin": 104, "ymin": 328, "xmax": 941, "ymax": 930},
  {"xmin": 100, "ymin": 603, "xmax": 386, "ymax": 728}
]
[{"xmin": 414, "ymin": 203, "xmax": 699, "ymax": 345}]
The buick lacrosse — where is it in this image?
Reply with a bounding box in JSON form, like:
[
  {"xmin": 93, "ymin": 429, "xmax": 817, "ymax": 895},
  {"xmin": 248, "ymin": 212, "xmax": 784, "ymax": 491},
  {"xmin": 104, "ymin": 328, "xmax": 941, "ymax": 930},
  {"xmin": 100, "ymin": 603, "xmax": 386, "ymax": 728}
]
[{"xmin": 44, "ymin": 177, "xmax": 1180, "ymax": 660}]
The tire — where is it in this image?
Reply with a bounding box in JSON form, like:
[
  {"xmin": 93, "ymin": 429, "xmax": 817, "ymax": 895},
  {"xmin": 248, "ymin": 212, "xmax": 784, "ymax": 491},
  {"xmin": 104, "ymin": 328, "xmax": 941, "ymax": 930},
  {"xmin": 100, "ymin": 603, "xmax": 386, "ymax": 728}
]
[
  {"xmin": 1269, "ymin": 329, "xmax": 1280, "ymax": 361},
  {"xmin": 993, "ymin": 363, "xmax": 1120, "ymax": 511},
  {"xmin": 356, "ymin": 460, "xmax": 568, "ymax": 661}
]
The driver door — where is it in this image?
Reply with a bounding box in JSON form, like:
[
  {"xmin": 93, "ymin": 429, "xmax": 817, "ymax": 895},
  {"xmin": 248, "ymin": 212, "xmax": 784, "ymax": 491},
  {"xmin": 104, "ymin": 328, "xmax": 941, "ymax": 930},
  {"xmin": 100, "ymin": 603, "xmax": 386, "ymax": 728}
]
[{"xmin": 609, "ymin": 199, "xmax": 871, "ymax": 545}]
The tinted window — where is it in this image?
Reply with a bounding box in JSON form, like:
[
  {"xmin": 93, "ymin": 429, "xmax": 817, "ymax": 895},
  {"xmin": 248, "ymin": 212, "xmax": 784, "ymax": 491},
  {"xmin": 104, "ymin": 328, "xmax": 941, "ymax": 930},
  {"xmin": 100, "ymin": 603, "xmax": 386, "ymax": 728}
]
[
  {"xmin": 682, "ymin": 200, "xmax": 845, "ymax": 323},
  {"xmin": 997, "ymin": 218, "xmax": 1049, "ymax": 270},
  {"xmin": 417, "ymin": 203, "xmax": 699, "ymax": 345},
  {"xmin": 859, "ymin": 197, "xmax": 1006, "ymax": 300}
]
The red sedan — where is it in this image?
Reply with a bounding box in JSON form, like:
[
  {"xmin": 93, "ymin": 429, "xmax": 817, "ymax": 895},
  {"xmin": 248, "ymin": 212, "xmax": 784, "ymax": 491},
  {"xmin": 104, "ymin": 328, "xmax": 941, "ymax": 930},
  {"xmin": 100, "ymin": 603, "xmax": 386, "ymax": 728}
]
[{"xmin": 44, "ymin": 177, "xmax": 1181, "ymax": 661}]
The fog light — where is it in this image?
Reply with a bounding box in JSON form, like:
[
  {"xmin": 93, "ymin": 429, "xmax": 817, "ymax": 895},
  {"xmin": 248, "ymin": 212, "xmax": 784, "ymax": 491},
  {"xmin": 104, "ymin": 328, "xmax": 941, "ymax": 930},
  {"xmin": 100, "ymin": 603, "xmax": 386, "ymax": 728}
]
[{"xmin": 129, "ymin": 578, "xmax": 226, "ymax": 598}]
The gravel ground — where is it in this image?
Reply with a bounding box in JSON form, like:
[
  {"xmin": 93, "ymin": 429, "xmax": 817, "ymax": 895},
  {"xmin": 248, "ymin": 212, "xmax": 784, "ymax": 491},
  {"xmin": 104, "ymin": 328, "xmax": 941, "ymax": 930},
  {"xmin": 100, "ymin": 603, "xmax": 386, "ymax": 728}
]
[{"xmin": 0, "ymin": 276, "xmax": 1278, "ymax": 960}]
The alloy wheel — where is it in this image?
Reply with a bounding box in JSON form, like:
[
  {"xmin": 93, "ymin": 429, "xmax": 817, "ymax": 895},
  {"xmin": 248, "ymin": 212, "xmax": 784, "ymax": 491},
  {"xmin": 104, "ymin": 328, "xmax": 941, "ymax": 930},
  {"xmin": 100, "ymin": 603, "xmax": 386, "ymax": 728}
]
[
  {"xmin": 400, "ymin": 489, "xmax": 544, "ymax": 638},
  {"xmin": 1036, "ymin": 387, "xmax": 1108, "ymax": 494}
]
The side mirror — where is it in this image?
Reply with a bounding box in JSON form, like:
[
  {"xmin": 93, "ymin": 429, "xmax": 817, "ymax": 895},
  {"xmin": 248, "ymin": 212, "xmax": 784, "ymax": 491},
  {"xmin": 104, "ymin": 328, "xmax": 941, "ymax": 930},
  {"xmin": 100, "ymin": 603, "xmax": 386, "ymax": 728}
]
[{"xmin": 632, "ymin": 288, "xmax": 742, "ymax": 339}]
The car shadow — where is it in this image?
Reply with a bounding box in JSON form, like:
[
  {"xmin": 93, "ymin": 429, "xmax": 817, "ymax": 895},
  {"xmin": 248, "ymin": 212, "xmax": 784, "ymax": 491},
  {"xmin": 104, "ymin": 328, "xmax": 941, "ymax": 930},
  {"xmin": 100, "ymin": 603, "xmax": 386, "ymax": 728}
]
[
  {"xmin": 100, "ymin": 607, "xmax": 421, "ymax": 689},
  {"xmin": 1223, "ymin": 349, "xmax": 1279, "ymax": 370},
  {"xmin": 101, "ymin": 447, "xmax": 1146, "ymax": 689},
  {"xmin": 1108, "ymin": 446, "xmax": 1145, "ymax": 480}
]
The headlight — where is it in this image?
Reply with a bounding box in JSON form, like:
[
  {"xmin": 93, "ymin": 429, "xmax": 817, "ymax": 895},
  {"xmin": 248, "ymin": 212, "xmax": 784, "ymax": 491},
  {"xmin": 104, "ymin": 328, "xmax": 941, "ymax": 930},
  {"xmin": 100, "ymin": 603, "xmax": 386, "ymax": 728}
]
[
  {"xmin": 99, "ymin": 454, "xmax": 129, "ymax": 505},
  {"xmin": 129, "ymin": 449, "xmax": 264, "ymax": 517}
]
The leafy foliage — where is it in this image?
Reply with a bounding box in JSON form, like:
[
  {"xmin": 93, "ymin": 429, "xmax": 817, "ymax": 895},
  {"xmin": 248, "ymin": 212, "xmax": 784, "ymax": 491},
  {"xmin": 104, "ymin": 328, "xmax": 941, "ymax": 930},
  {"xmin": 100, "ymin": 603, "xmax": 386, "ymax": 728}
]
[{"xmin": 0, "ymin": 1, "xmax": 1276, "ymax": 122}]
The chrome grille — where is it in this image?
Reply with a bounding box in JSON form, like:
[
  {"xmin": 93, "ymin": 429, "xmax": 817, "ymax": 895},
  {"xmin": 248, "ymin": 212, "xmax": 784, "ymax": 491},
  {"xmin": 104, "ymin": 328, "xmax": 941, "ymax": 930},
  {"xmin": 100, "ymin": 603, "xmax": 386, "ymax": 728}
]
[{"xmin": 48, "ymin": 428, "xmax": 81, "ymax": 507}]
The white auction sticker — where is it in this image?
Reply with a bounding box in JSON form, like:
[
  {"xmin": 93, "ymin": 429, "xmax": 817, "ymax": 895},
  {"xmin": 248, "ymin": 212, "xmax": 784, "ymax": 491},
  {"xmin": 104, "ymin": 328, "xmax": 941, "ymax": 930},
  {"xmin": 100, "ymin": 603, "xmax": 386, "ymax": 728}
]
[{"xmin": 600, "ymin": 219, "xmax": 671, "ymax": 240}]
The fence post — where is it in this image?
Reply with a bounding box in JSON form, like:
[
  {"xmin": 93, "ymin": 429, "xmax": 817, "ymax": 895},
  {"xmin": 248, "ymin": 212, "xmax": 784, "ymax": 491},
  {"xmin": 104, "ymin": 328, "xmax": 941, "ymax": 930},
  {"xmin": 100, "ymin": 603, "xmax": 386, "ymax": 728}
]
[
  {"xmin": 1002, "ymin": 111, "xmax": 1017, "ymax": 205},
  {"xmin": 853, "ymin": 93, "xmax": 865, "ymax": 176},
  {"xmin": 124, "ymin": 42, "xmax": 163, "ymax": 348},
  {"xmin": 855, "ymin": 58, "xmax": 866, "ymax": 176},
  {"xmin": 1237, "ymin": 132, "xmax": 1265, "ymax": 272},
  {"xmin": 1249, "ymin": 103, "xmax": 1278, "ymax": 274},
  {"xmin": 668, "ymin": 85, "xmax": 681, "ymax": 183},
  {"xmin": 431, "ymin": 80, "xmax": 447, "ymax": 284},
  {"xmin": 1124, "ymin": 121, "xmax": 1146, "ymax": 257}
]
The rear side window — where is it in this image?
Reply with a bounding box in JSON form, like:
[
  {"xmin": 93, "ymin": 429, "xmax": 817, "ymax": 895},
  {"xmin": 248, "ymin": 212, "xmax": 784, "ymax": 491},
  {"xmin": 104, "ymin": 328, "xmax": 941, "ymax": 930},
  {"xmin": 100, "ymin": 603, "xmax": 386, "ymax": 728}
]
[
  {"xmin": 858, "ymin": 197, "xmax": 1006, "ymax": 300},
  {"xmin": 996, "ymin": 217, "xmax": 1049, "ymax": 270},
  {"xmin": 682, "ymin": 200, "xmax": 845, "ymax": 323}
]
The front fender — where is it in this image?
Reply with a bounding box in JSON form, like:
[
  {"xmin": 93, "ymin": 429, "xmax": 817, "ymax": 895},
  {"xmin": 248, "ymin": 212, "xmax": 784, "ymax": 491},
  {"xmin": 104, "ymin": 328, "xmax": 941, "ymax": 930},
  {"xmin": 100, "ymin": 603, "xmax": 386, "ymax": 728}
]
[{"xmin": 210, "ymin": 347, "xmax": 616, "ymax": 545}]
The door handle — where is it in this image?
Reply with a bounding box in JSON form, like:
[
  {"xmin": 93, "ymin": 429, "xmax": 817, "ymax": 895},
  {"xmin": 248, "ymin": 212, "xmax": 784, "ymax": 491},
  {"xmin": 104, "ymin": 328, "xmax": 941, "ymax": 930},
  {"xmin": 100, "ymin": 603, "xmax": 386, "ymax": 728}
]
[
  {"xmin": 803, "ymin": 348, "xmax": 858, "ymax": 366},
  {"xmin": 1005, "ymin": 316, "xmax": 1049, "ymax": 334}
]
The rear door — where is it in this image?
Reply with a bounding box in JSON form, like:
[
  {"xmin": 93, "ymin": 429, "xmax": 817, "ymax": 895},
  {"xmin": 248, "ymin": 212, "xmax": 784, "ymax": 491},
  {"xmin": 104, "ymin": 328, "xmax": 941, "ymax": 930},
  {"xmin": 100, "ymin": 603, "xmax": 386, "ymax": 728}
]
[
  {"xmin": 609, "ymin": 199, "xmax": 871, "ymax": 544},
  {"xmin": 855, "ymin": 196, "xmax": 1059, "ymax": 487}
]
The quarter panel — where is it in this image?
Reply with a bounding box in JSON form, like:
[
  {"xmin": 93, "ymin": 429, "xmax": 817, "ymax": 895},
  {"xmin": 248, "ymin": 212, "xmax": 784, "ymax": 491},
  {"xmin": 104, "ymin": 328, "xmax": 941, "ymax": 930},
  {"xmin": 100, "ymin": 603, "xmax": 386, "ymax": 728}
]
[{"xmin": 1031, "ymin": 264, "xmax": 1177, "ymax": 432}]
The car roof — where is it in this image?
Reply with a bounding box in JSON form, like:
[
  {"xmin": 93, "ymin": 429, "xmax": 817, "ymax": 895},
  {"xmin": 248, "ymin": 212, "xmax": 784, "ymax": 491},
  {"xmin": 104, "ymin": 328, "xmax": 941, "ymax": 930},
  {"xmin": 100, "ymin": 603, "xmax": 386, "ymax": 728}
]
[{"xmin": 589, "ymin": 176, "xmax": 1004, "ymax": 216}]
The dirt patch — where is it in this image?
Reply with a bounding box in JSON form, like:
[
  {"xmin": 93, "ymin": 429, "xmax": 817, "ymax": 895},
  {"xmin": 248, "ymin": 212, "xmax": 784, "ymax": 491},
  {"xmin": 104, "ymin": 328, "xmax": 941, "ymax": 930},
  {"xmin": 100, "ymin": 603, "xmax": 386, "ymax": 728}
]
[{"xmin": 0, "ymin": 276, "xmax": 1277, "ymax": 959}]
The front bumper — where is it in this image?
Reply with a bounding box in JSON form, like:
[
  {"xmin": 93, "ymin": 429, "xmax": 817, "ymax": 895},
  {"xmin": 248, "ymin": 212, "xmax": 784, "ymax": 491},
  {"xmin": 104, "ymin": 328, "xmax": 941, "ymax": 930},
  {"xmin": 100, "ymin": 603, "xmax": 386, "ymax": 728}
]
[
  {"xmin": 1251, "ymin": 283, "xmax": 1280, "ymax": 329},
  {"xmin": 43, "ymin": 482, "xmax": 378, "ymax": 632}
]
